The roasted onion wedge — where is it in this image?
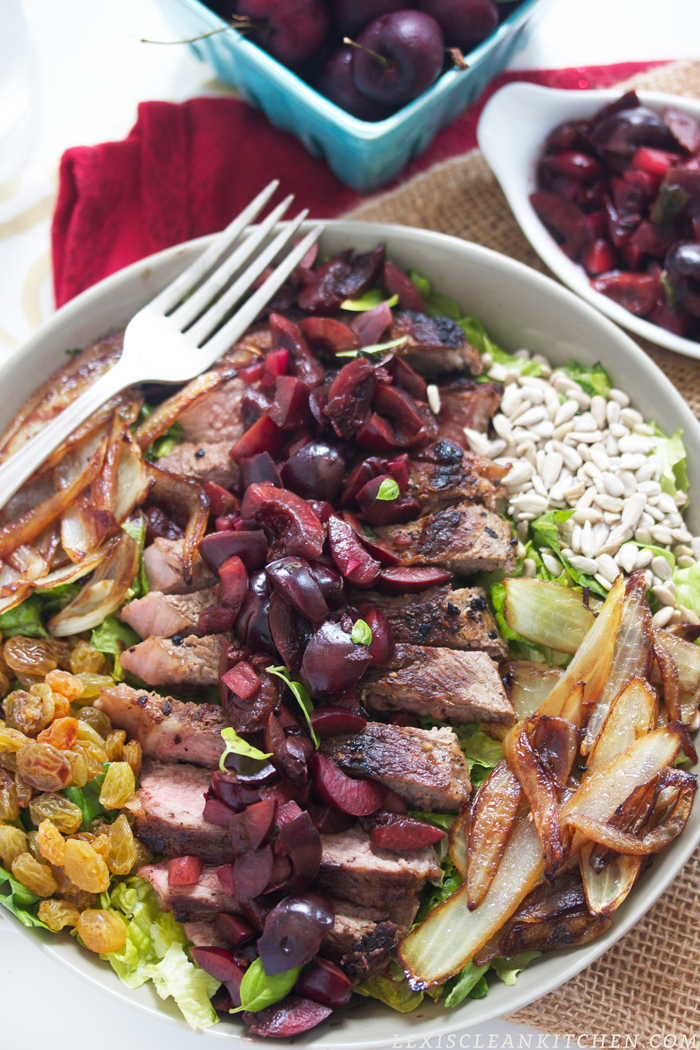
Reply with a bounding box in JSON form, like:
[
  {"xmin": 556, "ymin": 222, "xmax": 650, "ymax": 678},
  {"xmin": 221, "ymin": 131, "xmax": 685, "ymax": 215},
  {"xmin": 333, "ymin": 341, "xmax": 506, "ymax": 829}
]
[
  {"xmin": 504, "ymin": 721, "xmax": 566, "ymax": 878},
  {"xmin": 465, "ymin": 761, "xmax": 521, "ymax": 909},
  {"xmin": 502, "ymin": 661, "xmax": 564, "ymax": 722},
  {"xmin": 503, "ymin": 578, "xmax": 597, "ymax": 654},
  {"xmin": 47, "ymin": 529, "xmax": 140, "ymax": 636},
  {"xmin": 654, "ymin": 628, "xmax": 700, "ymax": 695},
  {"xmin": 398, "ymin": 808, "xmax": 544, "ymax": 988},
  {"xmin": 573, "ymin": 774, "xmax": 696, "ymax": 856},
  {"xmin": 585, "ymin": 677, "xmax": 657, "ymax": 775},
  {"xmin": 583, "ymin": 571, "xmax": 652, "ymax": 755},
  {"xmin": 448, "ymin": 806, "xmax": 469, "ymax": 881},
  {"xmin": 580, "ymin": 843, "xmax": 641, "ymax": 917},
  {"xmin": 145, "ymin": 463, "xmax": 209, "ymax": 584}
]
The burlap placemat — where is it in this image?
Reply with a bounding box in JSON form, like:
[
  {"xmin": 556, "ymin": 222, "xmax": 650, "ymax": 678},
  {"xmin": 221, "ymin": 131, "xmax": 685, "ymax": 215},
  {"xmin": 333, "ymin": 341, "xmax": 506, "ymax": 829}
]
[{"xmin": 345, "ymin": 60, "xmax": 700, "ymax": 1045}]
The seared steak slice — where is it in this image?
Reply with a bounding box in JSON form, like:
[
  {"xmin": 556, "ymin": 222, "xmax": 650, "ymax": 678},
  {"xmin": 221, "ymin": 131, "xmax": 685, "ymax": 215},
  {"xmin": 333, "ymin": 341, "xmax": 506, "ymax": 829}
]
[
  {"xmin": 177, "ymin": 377, "xmax": 246, "ymax": 445},
  {"xmin": 321, "ymin": 911, "xmax": 400, "ymax": 985},
  {"xmin": 353, "ymin": 585, "xmax": 507, "ymax": 658},
  {"xmin": 140, "ymin": 861, "xmax": 241, "ymax": 923},
  {"xmin": 313, "ymin": 825, "xmax": 441, "ymax": 909},
  {"xmin": 321, "ymin": 723, "xmax": 471, "ymax": 812},
  {"xmin": 120, "ymin": 588, "xmax": 217, "ymax": 639},
  {"xmin": 126, "ymin": 761, "xmax": 232, "ymax": 863},
  {"xmin": 363, "ymin": 644, "xmax": 514, "ymax": 725},
  {"xmin": 183, "ymin": 920, "xmax": 229, "ymax": 949},
  {"xmin": 144, "ymin": 538, "xmax": 217, "ymax": 595},
  {"xmin": 390, "ymin": 311, "xmax": 482, "ymax": 376},
  {"xmin": 119, "ymin": 633, "xmax": 231, "ymax": 689},
  {"xmin": 158, "ymin": 441, "xmax": 239, "ymax": 490},
  {"xmin": 375, "ymin": 501, "xmax": 515, "ymax": 575},
  {"xmin": 95, "ymin": 683, "xmax": 226, "ymax": 767},
  {"xmin": 406, "ymin": 442, "xmax": 507, "ymax": 514},
  {"xmin": 437, "ymin": 377, "xmax": 502, "ymax": 433}
]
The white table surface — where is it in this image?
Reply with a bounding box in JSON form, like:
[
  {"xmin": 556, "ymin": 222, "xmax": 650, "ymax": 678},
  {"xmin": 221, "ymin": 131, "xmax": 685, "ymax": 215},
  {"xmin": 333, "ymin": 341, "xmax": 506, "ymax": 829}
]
[{"xmin": 2, "ymin": 1, "xmax": 700, "ymax": 1046}]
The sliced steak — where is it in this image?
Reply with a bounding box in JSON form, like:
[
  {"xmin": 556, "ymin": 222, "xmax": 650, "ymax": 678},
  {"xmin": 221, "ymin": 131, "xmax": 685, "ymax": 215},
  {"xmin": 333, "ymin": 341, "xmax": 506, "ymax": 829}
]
[
  {"xmin": 313, "ymin": 825, "xmax": 441, "ymax": 909},
  {"xmin": 406, "ymin": 442, "xmax": 507, "ymax": 515},
  {"xmin": 390, "ymin": 311, "xmax": 482, "ymax": 376},
  {"xmin": 321, "ymin": 723, "xmax": 471, "ymax": 812},
  {"xmin": 321, "ymin": 911, "xmax": 400, "ymax": 985},
  {"xmin": 183, "ymin": 920, "xmax": 230, "ymax": 949},
  {"xmin": 119, "ymin": 633, "xmax": 231, "ymax": 689},
  {"xmin": 177, "ymin": 377, "xmax": 246, "ymax": 445},
  {"xmin": 437, "ymin": 377, "xmax": 502, "ymax": 433},
  {"xmin": 144, "ymin": 538, "xmax": 217, "ymax": 595},
  {"xmin": 95, "ymin": 683, "xmax": 226, "ymax": 767},
  {"xmin": 353, "ymin": 585, "xmax": 507, "ymax": 659},
  {"xmin": 374, "ymin": 501, "xmax": 515, "ymax": 575},
  {"xmin": 120, "ymin": 588, "xmax": 217, "ymax": 639},
  {"xmin": 158, "ymin": 441, "xmax": 239, "ymax": 490},
  {"xmin": 126, "ymin": 761, "xmax": 232, "ymax": 863},
  {"xmin": 139, "ymin": 861, "xmax": 242, "ymax": 923},
  {"xmin": 363, "ymin": 644, "xmax": 514, "ymax": 725}
]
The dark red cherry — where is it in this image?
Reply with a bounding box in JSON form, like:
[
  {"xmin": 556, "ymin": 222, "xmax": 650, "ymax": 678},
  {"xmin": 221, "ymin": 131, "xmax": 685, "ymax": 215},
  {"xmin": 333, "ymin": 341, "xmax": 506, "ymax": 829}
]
[
  {"xmin": 316, "ymin": 47, "xmax": 396, "ymax": 121},
  {"xmin": 333, "ymin": 0, "xmax": 406, "ymax": 38},
  {"xmin": 350, "ymin": 11, "xmax": 444, "ymax": 106},
  {"xmin": 419, "ymin": 0, "xmax": 498, "ymax": 49},
  {"xmin": 237, "ymin": 0, "xmax": 329, "ymax": 66}
]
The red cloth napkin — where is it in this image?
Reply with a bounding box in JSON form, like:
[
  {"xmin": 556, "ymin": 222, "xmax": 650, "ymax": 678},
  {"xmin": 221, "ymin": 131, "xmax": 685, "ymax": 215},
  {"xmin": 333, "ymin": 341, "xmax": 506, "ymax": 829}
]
[{"xmin": 52, "ymin": 60, "xmax": 664, "ymax": 308}]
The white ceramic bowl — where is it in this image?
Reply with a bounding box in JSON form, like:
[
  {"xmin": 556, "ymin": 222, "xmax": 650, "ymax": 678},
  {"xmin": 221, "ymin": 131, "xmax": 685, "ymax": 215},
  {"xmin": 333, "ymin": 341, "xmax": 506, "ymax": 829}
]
[
  {"xmin": 477, "ymin": 81, "xmax": 700, "ymax": 359},
  {"xmin": 3, "ymin": 221, "xmax": 700, "ymax": 1046}
]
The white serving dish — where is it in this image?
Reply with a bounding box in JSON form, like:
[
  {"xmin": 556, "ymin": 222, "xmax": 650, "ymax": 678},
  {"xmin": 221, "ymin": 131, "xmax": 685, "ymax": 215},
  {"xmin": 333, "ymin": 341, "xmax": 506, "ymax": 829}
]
[
  {"xmin": 477, "ymin": 81, "xmax": 700, "ymax": 359},
  {"xmin": 2, "ymin": 221, "xmax": 700, "ymax": 1045}
]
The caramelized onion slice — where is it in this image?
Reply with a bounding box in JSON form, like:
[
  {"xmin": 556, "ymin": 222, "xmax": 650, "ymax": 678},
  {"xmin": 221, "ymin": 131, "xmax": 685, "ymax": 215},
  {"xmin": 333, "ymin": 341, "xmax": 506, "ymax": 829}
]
[
  {"xmin": 538, "ymin": 576, "xmax": 625, "ymax": 722},
  {"xmin": 504, "ymin": 723, "xmax": 564, "ymax": 878},
  {"xmin": 653, "ymin": 633, "xmax": 682, "ymax": 726},
  {"xmin": 655, "ymin": 628, "xmax": 700, "ymax": 695},
  {"xmin": 398, "ymin": 809, "xmax": 544, "ymax": 989},
  {"xmin": 570, "ymin": 777, "xmax": 696, "ymax": 855},
  {"xmin": 47, "ymin": 529, "xmax": 139, "ymax": 636},
  {"xmin": 33, "ymin": 547, "xmax": 111, "ymax": 589},
  {"xmin": 134, "ymin": 367, "xmax": 237, "ymax": 451},
  {"xmin": 466, "ymin": 761, "xmax": 522, "ymax": 909},
  {"xmin": 580, "ymin": 844, "xmax": 641, "ymax": 917},
  {"xmin": 585, "ymin": 677, "xmax": 657, "ymax": 776},
  {"xmin": 502, "ymin": 661, "xmax": 564, "ymax": 722},
  {"xmin": 145, "ymin": 463, "xmax": 209, "ymax": 585},
  {"xmin": 583, "ymin": 571, "xmax": 652, "ymax": 755},
  {"xmin": 503, "ymin": 578, "xmax": 597, "ymax": 655},
  {"xmin": 114, "ymin": 434, "xmax": 153, "ymax": 523},
  {"xmin": 448, "ymin": 806, "xmax": 469, "ymax": 881}
]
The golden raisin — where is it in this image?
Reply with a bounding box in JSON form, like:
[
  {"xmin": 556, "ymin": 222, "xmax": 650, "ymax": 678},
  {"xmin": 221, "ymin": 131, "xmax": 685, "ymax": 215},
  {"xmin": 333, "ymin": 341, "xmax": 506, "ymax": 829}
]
[
  {"xmin": 0, "ymin": 823, "xmax": 27, "ymax": 866},
  {"xmin": 74, "ymin": 739, "xmax": 107, "ymax": 779},
  {"xmin": 37, "ymin": 819, "xmax": 65, "ymax": 865},
  {"xmin": 29, "ymin": 793, "xmax": 83, "ymax": 834},
  {"xmin": 11, "ymin": 852, "xmax": 57, "ymax": 896},
  {"xmin": 37, "ymin": 717, "xmax": 79, "ymax": 750},
  {"xmin": 4, "ymin": 691, "xmax": 44, "ymax": 737},
  {"xmin": 47, "ymin": 639, "xmax": 73, "ymax": 671},
  {"xmin": 70, "ymin": 642, "xmax": 106, "ymax": 676},
  {"xmin": 107, "ymin": 814, "xmax": 136, "ymax": 876},
  {"xmin": 4, "ymin": 636, "xmax": 57, "ymax": 676},
  {"xmin": 28, "ymin": 683, "xmax": 59, "ymax": 729},
  {"xmin": 0, "ymin": 769, "xmax": 19, "ymax": 821},
  {"xmin": 122, "ymin": 739, "xmax": 142, "ymax": 779},
  {"xmin": 63, "ymin": 838, "xmax": 110, "ymax": 893},
  {"xmin": 0, "ymin": 726, "xmax": 29, "ymax": 754},
  {"xmin": 131, "ymin": 837, "xmax": 152, "ymax": 872},
  {"xmin": 75, "ymin": 673, "xmax": 114, "ymax": 701},
  {"xmin": 44, "ymin": 670, "xmax": 84, "ymax": 702},
  {"xmin": 16, "ymin": 742, "xmax": 71, "ymax": 791},
  {"xmin": 64, "ymin": 749, "xmax": 88, "ymax": 788},
  {"xmin": 26, "ymin": 829, "xmax": 42, "ymax": 861},
  {"xmin": 14, "ymin": 772, "xmax": 32, "ymax": 807},
  {"xmin": 90, "ymin": 833, "xmax": 110, "ymax": 862},
  {"xmin": 79, "ymin": 708, "xmax": 112, "ymax": 739},
  {"xmin": 99, "ymin": 762, "xmax": 135, "ymax": 810},
  {"xmin": 77, "ymin": 719, "xmax": 109, "ymax": 747},
  {"xmin": 0, "ymin": 672, "xmax": 9, "ymax": 699},
  {"xmin": 38, "ymin": 898, "xmax": 81, "ymax": 931},
  {"xmin": 0, "ymin": 753, "xmax": 16, "ymax": 773},
  {"xmin": 103, "ymin": 729, "xmax": 126, "ymax": 762},
  {"xmin": 76, "ymin": 909, "xmax": 127, "ymax": 954}
]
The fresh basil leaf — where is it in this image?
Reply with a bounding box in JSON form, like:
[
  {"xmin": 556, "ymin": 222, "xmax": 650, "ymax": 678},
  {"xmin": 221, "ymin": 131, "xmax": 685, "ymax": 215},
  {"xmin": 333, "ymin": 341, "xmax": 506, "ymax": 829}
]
[
  {"xmin": 443, "ymin": 960, "xmax": 490, "ymax": 1008},
  {"xmin": 351, "ymin": 619, "xmax": 372, "ymax": 646},
  {"xmin": 231, "ymin": 957, "xmax": 301, "ymax": 1014},
  {"xmin": 376, "ymin": 478, "xmax": 400, "ymax": 501},
  {"xmin": 267, "ymin": 666, "xmax": 319, "ymax": 748},
  {"xmin": 219, "ymin": 727, "xmax": 272, "ymax": 772},
  {"xmin": 65, "ymin": 765, "xmax": 120, "ymax": 831}
]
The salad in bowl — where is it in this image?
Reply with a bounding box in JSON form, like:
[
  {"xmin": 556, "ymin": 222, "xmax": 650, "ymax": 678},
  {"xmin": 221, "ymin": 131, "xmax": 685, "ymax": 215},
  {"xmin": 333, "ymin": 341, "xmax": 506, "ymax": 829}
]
[{"xmin": 1, "ymin": 228, "xmax": 699, "ymax": 1039}]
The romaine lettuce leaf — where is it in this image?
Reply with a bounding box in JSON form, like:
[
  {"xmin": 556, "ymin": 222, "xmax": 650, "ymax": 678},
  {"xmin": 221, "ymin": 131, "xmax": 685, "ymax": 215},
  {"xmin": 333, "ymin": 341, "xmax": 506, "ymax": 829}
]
[
  {"xmin": 0, "ymin": 867, "xmax": 50, "ymax": 928},
  {"xmin": 491, "ymin": 952, "xmax": 540, "ymax": 986},
  {"xmin": 562, "ymin": 360, "xmax": 612, "ymax": 399},
  {"xmin": 673, "ymin": 559, "xmax": 700, "ymax": 620},
  {"xmin": 91, "ymin": 614, "xmax": 140, "ymax": 682},
  {"xmin": 355, "ymin": 961, "xmax": 426, "ymax": 1013},
  {"xmin": 649, "ymin": 425, "xmax": 688, "ymax": 504},
  {"xmin": 531, "ymin": 509, "xmax": 607, "ymax": 598}
]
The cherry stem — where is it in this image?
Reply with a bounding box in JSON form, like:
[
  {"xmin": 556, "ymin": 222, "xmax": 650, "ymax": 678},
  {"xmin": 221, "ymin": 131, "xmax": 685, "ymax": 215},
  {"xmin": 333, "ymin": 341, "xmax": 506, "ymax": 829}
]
[
  {"xmin": 447, "ymin": 47, "xmax": 469, "ymax": 70},
  {"xmin": 141, "ymin": 15, "xmax": 263, "ymax": 46},
  {"xmin": 343, "ymin": 36, "xmax": 393, "ymax": 72}
]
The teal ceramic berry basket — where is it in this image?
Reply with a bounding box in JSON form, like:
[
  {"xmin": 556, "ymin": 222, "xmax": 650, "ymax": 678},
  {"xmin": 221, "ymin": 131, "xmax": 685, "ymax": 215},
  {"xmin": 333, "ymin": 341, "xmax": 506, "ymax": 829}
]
[{"xmin": 155, "ymin": 0, "xmax": 551, "ymax": 193}]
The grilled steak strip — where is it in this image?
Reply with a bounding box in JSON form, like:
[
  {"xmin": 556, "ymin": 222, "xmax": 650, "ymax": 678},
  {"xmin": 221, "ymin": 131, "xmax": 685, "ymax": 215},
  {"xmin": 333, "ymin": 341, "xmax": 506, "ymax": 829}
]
[
  {"xmin": 390, "ymin": 312, "xmax": 482, "ymax": 376},
  {"xmin": 352, "ymin": 584, "xmax": 507, "ymax": 659},
  {"xmin": 144, "ymin": 537, "xmax": 218, "ymax": 595},
  {"xmin": 321, "ymin": 723, "xmax": 471, "ymax": 812},
  {"xmin": 120, "ymin": 588, "xmax": 217, "ymax": 640},
  {"xmin": 374, "ymin": 501, "xmax": 516, "ymax": 575},
  {"xmin": 313, "ymin": 825, "xmax": 441, "ymax": 909},
  {"xmin": 95, "ymin": 683, "xmax": 226, "ymax": 767},
  {"xmin": 321, "ymin": 912, "xmax": 400, "ymax": 985},
  {"xmin": 363, "ymin": 644, "xmax": 514, "ymax": 726},
  {"xmin": 406, "ymin": 441, "xmax": 507, "ymax": 515},
  {"xmin": 119, "ymin": 632, "xmax": 232, "ymax": 689},
  {"xmin": 183, "ymin": 920, "xmax": 230, "ymax": 949},
  {"xmin": 437, "ymin": 376, "xmax": 502, "ymax": 433},
  {"xmin": 126, "ymin": 761, "xmax": 232, "ymax": 863},
  {"xmin": 139, "ymin": 861, "xmax": 242, "ymax": 923},
  {"xmin": 158, "ymin": 441, "xmax": 239, "ymax": 490},
  {"xmin": 177, "ymin": 376, "xmax": 246, "ymax": 445}
]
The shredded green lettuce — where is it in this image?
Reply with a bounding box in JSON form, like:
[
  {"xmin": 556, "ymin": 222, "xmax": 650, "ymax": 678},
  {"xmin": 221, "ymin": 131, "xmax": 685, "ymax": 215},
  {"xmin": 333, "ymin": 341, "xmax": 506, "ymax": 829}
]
[
  {"xmin": 355, "ymin": 961, "xmax": 426, "ymax": 1013},
  {"xmin": 562, "ymin": 360, "xmax": 612, "ymax": 399},
  {"xmin": 91, "ymin": 615, "xmax": 140, "ymax": 682},
  {"xmin": 103, "ymin": 876, "xmax": 219, "ymax": 1030},
  {"xmin": 443, "ymin": 961, "xmax": 490, "ymax": 1007},
  {"xmin": 135, "ymin": 402, "xmax": 185, "ymax": 462},
  {"xmin": 0, "ymin": 582, "xmax": 82, "ymax": 639},
  {"xmin": 491, "ymin": 952, "xmax": 541, "ymax": 986},
  {"xmin": 673, "ymin": 559, "xmax": 700, "ymax": 619},
  {"xmin": 65, "ymin": 764, "xmax": 120, "ymax": 831},
  {"xmin": 0, "ymin": 867, "xmax": 51, "ymax": 929},
  {"xmin": 341, "ymin": 289, "xmax": 398, "ymax": 311},
  {"xmin": 649, "ymin": 425, "xmax": 688, "ymax": 505}
]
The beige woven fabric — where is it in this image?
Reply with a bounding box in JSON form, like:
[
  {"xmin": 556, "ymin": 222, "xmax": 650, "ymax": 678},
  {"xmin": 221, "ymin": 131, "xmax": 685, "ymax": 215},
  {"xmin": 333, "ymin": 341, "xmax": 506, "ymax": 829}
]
[{"xmin": 344, "ymin": 61, "xmax": 700, "ymax": 1045}]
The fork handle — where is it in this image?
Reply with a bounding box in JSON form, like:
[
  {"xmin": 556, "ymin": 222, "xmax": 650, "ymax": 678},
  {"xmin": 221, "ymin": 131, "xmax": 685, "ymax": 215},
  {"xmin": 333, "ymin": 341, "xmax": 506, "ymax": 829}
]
[{"xmin": 0, "ymin": 361, "xmax": 131, "ymax": 510}]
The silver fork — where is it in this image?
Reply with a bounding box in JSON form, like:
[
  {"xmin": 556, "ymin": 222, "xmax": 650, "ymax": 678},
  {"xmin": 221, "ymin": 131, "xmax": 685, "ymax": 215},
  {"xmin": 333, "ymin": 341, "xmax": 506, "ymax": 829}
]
[{"xmin": 0, "ymin": 180, "xmax": 324, "ymax": 509}]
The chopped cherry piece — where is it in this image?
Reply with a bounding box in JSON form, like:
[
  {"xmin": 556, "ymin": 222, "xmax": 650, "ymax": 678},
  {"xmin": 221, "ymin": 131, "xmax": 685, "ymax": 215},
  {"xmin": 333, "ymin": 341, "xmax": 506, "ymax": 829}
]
[
  {"xmin": 309, "ymin": 706, "xmax": 368, "ymax": 736},
  {"xmin": 383, "ymin": 261, "xmax": 425, "ymax": 311},
  {"xmin": 203, "ymin": 481, "xmax": 239, "ymax": 517},
  {"xmin": 216, "ymin": 912, "xmax": 256, "ymax": 948},
  {"xmin": 306, "ymin": 803, "xmax": 357, "ymax": 834},
  {"xmin": 241, "ymin": 451, "xmax": 283, "ymax": 489},
  {"xmin": 238, "ymin": 361, "xmax": 265, "ymax": 384},
  {"xmin": 324, "ymin": 358, "xmax": 378, "ymax": 439},
  {"xmin": 591, "ymin": 271, "xmax": 657, "ymax": 315},
  {"xmin": 229, "ymin": 797, "xmax": 277, "ymax": 854},
  {"xmin": 297, "ymin": 957, "xmax": 352, "ymax": 1010},
  {"xmin": 270, "ymin": 312, "xmax": 325, "ymax": 388},
  {"xmin": 529, "ymin": 191, "xmax": 591, "ymax": 260},
  {"xmin": 311, "ymin": 753, "xmax": 385, "ymax": 816},
  {"xmin": 354, "ymin": 601, "xmax": 396, "ymax": 666},
  {"xmin": 199, "ymin": 529, "xmax": 267, "ymax": 573},
  {"xmin": 222, "ymin": 659, "xmax": 261, "ymax": 700},
  {"xmin": 350, "ymin": 300, "xmax": 394, "ymax": 347},
  {"xmin": 234, "ymin": 845, "xmax": 274, "ymax": 901},
  {"xmin": 542, "ymin": 150, "xmax": 603, "ymax": 184},
  {"xmin": 297, "ymin": 316, "xmax": 361, "ymax": 356},
  {"xmin": 241, "ymin": 484, "xmax": 325, "ymax": 560},
  {"xmin": 243, "ymin": 996, "xmax": 332, "ymax": 1037},
  {"xmin": 631, "ymin": 146, "xmax": 682, "ymax": 178},
  {"xmin": 328, "ymin": 516, "xmax": 381, "ymax": 586},
  {"xmin": 266, "ymin": 555, "xmax": 329, "ymax": 623},
  {"xmin": 356, "ymin": 412, "xmax": 398, "ymax": 450},
  {"xmin": 167, "ymin": 855, "xmax": 204, "ymax": 886},
  {"xmin": 369, "ymin": 815, "xmax": 446, "ymax": 850},
  {"xmin": 582, "ymin": 239, "xmax": 617, "ymax": 276},
  {"xmin": 230, "ymin": 413, "xmax": 285, "ymax": 461},
  {"xmin": 377, "ymin": 565, "xmax": 453, "ymax": 592},
  {"xmin": 268, "ymin": 375, "xmax": 310, "ymax": 430},
  {"xmin": 264, "ymin": 347, "xmax": 290, "ymax": 379},
  {"xmin": 663, "ymin": 106, "xmax": 700, "ymax": 153},
  {"xmin": 189, "ymin": 946, "xmax": 247, "ymax": 988},
  {"xmin": 389, "ymin": 357, "xmax": 428, "ymax": 401},
  {"xmin": 385, "ymin": 453, "xmax": 410, "ymax": 491},
  {"xmin": 203, "ymin": 797, "xmax": 237, "ymax": 827}
]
